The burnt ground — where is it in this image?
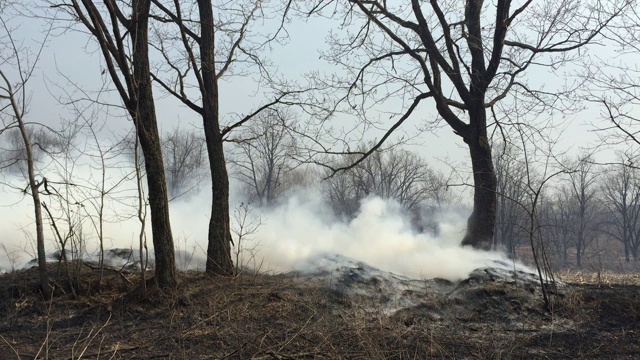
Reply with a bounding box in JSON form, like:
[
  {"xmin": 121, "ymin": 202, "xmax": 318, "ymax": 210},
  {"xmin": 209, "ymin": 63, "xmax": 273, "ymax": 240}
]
[{"xmin": 0, "ymin": 264, "xmax": 639, "ymax": 359}]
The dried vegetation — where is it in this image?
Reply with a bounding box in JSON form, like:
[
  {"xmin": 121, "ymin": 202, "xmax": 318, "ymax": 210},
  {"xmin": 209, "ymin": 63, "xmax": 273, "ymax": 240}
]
[{"xmin": 0, "ymin": 264, "xmax": 639, "ymax": 359}]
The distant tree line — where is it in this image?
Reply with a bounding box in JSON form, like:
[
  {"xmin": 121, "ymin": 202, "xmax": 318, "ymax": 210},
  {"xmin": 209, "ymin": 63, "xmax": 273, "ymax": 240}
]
[{"xmin": 493, "ymin": 144, "xmax": 640, "ymax": 269}]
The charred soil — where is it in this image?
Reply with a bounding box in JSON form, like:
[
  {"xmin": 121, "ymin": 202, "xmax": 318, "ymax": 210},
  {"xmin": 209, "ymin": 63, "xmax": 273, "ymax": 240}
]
[{"xmin": 0, "ymin": 264, "xmax": 639, "ymax": 359}]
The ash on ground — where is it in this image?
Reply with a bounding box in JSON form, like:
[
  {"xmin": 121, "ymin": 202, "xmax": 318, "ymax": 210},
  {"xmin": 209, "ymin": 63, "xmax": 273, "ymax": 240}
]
[{"xmin": 286, "ymin": 253, "xmax": 560, "ymax": 323}]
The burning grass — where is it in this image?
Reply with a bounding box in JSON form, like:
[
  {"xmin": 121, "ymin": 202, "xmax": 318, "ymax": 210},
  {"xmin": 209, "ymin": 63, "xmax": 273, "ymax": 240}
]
[{"xmin": 0, "ymin": 265, "xmax": 639, "ymax": 359}]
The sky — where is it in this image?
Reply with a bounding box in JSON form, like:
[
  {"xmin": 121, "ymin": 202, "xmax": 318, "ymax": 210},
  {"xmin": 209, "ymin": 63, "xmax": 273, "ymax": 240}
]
[
  {"xmin": 11, "ymin": 2, "xmax": 617, "ymax": 169},
  {"xmin": 0, "ymin": 1, "xmax": 636, "ymax": 277}
]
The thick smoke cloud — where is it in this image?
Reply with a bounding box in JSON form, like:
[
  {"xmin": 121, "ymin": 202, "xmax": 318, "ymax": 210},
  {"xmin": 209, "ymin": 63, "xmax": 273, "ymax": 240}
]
[
  {"xmin": 1, "ymin": 178, "xmax": 518, "ymax": 280},
  {"xmin": 241, "ymin": 190, "xmax": 509, "ymax": 280}
]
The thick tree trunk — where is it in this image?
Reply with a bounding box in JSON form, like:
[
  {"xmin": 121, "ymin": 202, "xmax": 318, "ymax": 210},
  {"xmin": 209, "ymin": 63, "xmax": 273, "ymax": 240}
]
[
  {"xmin": 205, "ymin": 134, "xmax": 233, "ymax": 275},
  {"xmin": 197, "ymin": 0, "xmax": 233, "ymax": 275},
  {"xmin": 132, "ymin": 0, "xmax": 177, "ymax": 289},
  {"xmin": 461, "ymin": 121, "xmax": 497, "ymax": 251}
]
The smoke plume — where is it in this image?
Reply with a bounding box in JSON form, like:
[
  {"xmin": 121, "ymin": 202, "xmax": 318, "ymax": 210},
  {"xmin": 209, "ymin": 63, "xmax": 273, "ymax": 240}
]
[{"xmin": 1, "ymin": 179, "xmax": 516, "ymax": 281}]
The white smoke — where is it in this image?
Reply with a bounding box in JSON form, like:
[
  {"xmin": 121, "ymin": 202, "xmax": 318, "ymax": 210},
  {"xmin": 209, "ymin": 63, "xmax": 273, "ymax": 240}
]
[
  {"xmin": 0, "ymin": 175, "xmax": 520, "ymax": 281},
  {"xmin": 240, "ymin": 190, "xmax": 511, "ymax": 280}
]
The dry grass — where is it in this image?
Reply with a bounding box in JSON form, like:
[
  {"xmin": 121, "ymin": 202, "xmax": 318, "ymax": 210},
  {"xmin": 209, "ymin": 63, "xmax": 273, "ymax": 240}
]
[
  {"xmin": 557, "ymin": 269, "xmax": 640, "ymax": 286},
  {"xmin": 0, "ymin": 265, "xmax": 639, "ymax": 359}
]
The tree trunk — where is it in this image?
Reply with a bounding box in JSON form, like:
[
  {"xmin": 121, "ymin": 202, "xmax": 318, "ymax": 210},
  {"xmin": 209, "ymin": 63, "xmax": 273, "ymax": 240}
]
[
  {"xmin": 576, "ymin": 241, "xmax": 582, "ymax": 268},
  {"xmin": 205, "ymin": 134, "xmax": 233, "ymax": 275},
  {"xmin": 198, "ymin": 0, "xmax": 233, "ymax": 275},
  {"xmin": 492, "ymin": 228, "xmax": 499, "ymax": 250},
  {"xmin": 16, "ymin": 114, "xmax": 51, "ymax": 299},
  {"xmin": 461, "ymin": 128, "xmax": 497, "ymax": 251},
  {"xmin": 577, "ymin": 206, "xmax": 586, "ymax": 267},
  {"xmin": 3, "ymin": 81, "xmax": 51, "ymax": 298},
  {"xmin": 624, "ymin": 232, "xmax": 631, "ymax": 262},
  {"xmin": 132, "ymin": 0, "xmax": 177, "ymax": 289}
]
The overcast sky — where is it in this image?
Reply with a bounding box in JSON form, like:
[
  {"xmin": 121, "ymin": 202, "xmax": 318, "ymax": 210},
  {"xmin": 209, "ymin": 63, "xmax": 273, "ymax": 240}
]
[
  {"xmin": 1, "ymin": 1, "xmax": 636, "ymax": 271},
  {"xmin": 10, "ymin": 2, "xmax": 620, "ymax": 173}
]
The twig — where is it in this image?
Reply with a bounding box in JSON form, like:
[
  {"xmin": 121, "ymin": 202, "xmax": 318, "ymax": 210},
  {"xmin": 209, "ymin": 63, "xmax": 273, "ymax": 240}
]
[
  {"xmin": 0, "ymin": 334, "xmax": 21, "ymax": 360},
  {"xmin": 82, "ymin": 262, "xmax": 134, "ymax": 284},
  {"xmin": 67, "ymin": 345, "xmax": 138, "ymax": 359}
]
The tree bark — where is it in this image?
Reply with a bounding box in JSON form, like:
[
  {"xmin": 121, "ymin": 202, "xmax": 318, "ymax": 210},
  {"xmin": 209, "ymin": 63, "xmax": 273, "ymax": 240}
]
[
  {"xmin": 197, "ymin": 0, "xmax": 233, "ymax": 275},
  {"xmin": 132, "ymin": 0, "xmax": 177, "ymax": 289},
  {"xmin": 576, "ymin": 241, "xmax": 582, "ymax": 268},
  {"xmin": 461, "ymin": 110, "xmax": 497, "ymax": 251}
]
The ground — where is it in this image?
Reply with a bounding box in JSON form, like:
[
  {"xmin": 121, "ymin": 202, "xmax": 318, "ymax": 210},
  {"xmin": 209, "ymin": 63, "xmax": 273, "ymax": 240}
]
[{"xmin": 0, "ymin": 262, "xmax": 639, "ymax": 359}]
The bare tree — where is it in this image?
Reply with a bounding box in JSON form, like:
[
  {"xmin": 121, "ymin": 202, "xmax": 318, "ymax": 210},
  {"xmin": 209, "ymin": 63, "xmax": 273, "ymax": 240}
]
[
  {"xmin": 60, "ymin": 0, "xmax": 178, "ymax": 289},
  {"xmin": 324, "ymin": 160, "xmax": 360, "ymax": 219},
  {"xmin": 324, "ymin": 146, "xmax": 445, "ymax": 231},
  {"xmin": 0, "ymin": 11, "xmax": 53, "ymax": 298},
  {"xmin": 580, "ymin": 5, "xmax": 640, "ymax": 263},
  {"xmin": 492, "ymin": 142, "xmax": 529, "ymax": 257},
  {"xmin": 565, "ymin": 154, "xmax": 601, "ymax": 267},
  {"xmin": 539, "ymin": 188, "xmax": 576, "ymax": 266},
  {"xmin": 583, "ymin": 4, "xmax": 640, "ymax": 152},
  {"xmin": 300, "ymin": 0, "xmax": 627, "ymax": 249},
  {"xmin": 161, "ymin": 127, "xmax": 207, "ymax": 199},
  {"xmin": 230, "ymin": 108, "xmax": 298, "ymax": 206},
  {"xmin": 147, "ymin": 0, "xmax": 296, "ymax": 275},
  {"xmin": 42, "ymin": 112, "xmax": 140, "ymax": 292},
  {"xmin": 121, "ymin": 126, "xmax": 207, "ymax": 199},
  {"xmin": 600, "ymin": 158, "xmax": 640, "ymax": 262},
  {"xmin": 514, "ymin": 128, "xmax": 566, "ymax": 309}
]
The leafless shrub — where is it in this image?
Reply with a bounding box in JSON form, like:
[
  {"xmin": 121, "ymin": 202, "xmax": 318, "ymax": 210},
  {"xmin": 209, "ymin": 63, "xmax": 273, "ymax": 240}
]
[{"xmin": 231, "ymin": 202, "xmax": 262, "ymax": 275}]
